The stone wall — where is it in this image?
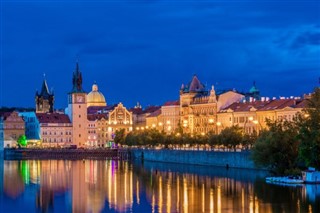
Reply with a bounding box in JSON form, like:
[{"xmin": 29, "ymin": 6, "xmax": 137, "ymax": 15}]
[{"xmin": 131, "ymin": 149, "xmax": 257, "ymax": 169}]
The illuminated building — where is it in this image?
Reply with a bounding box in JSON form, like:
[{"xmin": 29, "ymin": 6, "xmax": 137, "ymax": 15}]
[
  {"xmin": 87, "ymin": 103, "xmax": 133, "ymax": 147},
  {"xmin": 35, "ymin": 78, "xmax": 54, "ymax": 113},
  {"xmin": 160, "ymin": 101, "xmax": 180, "ymax": 134},
  {"xmin": 145, "ymin": 109, "xmax": 162, "ymax": 131},
  {"xmin": 87, "ymin": 82, "xmax": 107, "ymax": 107},
  {"xmin": 36, "ymin": 113, "xmax": 72, "ymax": 147},
  {"xmin": 218, "ymin": 98, "xmax": 307, "ymax": 134},
  {"xmin": 0, "ymin": 111, "xmax": 25, "ymax": 148},
  {"xmin": 67, "ymin": 62, "xmax": 88, "ymax": 147},
  {"xmin": 179, "ymin": 75, "xmax": 244, "ymax": 135},
  {"xmin": 130, "ymin": 105, "xmax": 161, "ymax": 130}
]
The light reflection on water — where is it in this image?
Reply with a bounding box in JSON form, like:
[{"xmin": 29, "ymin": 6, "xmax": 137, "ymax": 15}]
[{"xmin": 0, "ymin": 159, "xmax": 319, "ymax": 213}]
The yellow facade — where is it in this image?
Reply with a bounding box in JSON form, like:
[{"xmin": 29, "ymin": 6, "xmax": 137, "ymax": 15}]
[
  {"xmin": 87, "ymin": 103, "xmax": 133, "ymax": 147},
  {"xmin": 218, "ymin": 99, "xmax": 307, "ymax": 134},
  {"xmin": 160, "ymin": 103, "xmax": 180, "ymax": 134}
]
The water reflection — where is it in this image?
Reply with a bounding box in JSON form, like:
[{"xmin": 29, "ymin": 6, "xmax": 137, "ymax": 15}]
[{"xmin": 1, "ymin": 159, "xmax": 319, "ymax": 212}]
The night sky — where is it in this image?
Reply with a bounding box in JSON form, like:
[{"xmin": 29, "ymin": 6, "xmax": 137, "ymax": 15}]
[{"xmin": 1, "ymin": 0, "xmax": 320, "ymax": 109}]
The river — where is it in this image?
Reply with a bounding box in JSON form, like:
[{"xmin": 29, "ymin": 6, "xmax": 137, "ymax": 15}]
[{"xmin": 0, "ymin": 158, "xmax": 319, "ymax": 212}]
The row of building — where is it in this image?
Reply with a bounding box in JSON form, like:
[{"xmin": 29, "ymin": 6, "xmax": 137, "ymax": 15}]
[{"xmin": 0, "ymin": 62, "xmax": 310, "ymax": 149}]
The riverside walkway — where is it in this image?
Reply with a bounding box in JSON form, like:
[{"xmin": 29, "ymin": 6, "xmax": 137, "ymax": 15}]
[{"xmin": 3, "ymin": 148, "xmax": 131, "ymax": 160}]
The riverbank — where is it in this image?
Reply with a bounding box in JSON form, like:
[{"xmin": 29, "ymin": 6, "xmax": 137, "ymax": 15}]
[
  {"xmin": 130, "ymin": 148, "xmax": 260, "ymax": 170},
  {"xmin": 3, "ymin": 148, "xmax": 130, "ymax": 160}
]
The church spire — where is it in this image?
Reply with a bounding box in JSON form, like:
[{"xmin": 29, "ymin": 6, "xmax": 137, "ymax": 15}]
[{"xmin": 71, "ymin": 61, "xmax": 85, "ymax": 93}]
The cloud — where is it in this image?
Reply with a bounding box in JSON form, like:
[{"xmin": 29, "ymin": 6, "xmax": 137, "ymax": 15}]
[{"xmin": 291, "ymin": 31, "xmax": 320, "ymax": 49}]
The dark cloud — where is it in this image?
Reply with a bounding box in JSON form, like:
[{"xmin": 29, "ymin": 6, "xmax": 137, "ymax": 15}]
[{"xmin": 291, "ymin": 32, "xmax": 320, "ymax": 49}]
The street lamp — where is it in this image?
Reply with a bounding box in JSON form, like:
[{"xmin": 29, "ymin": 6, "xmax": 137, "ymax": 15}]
[
  {"xmin": 253, "ymin": 119, "xmax": 262, "ymax": 133},
  {"xmin": 244, "ymin": 116, "xmax": 255, "ymax": 134},
  {"xmin": 158, "ymin": 122, "xmax": 164, "ymax": 131}
]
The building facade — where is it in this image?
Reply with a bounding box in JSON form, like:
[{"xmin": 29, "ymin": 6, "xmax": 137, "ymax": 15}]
[
  {"xmin": 35, "ymin": 79, "xmax": 54, "ymax": 113},
  {"xmin": 0, "ymin": 111, "xmax": 25, "ymax": 148},
  {"xmin": 67, "ymin": 62, "xmax": 88, "ymax": 147},
  {"xmin": 19, "ymin": 112, "xmax": 41, "ymax": 145},
  {"xmin": 218, "ymin": 98, "xmax": 307, "ymax": 134},
  {"xmin": 160, "ymin": 101, "xmax": 180, "ymax": 134},
  {"xmin": 179, "ymin": 75, "xmax": 244, "ymax": 135},
  {"xmin": 87, "ymin": 103, "xmax": 133, "ymax": 147},
  {"xmin": 37, "ymin": 113, "xmax": 73, "ymax": 147}
]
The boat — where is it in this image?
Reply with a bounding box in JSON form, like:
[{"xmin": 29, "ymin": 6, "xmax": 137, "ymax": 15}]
[
  {"xmin": 302, "ymin": 167, "xmax": 320, "ymax": 183},
  {"xmin": 266, "ymin": 176, "xmax": 304, "ymax": 184}
]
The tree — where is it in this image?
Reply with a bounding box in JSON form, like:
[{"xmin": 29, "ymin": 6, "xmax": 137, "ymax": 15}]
[
  {"xmin": 17, "ymin": 135, "xmax": 28, "ymax": 147},
  {"xmin": 297, "ymin": 87, "xmax": 320, "ymax": 169},
  {"xmin": 114, "ymin": 129, "xmax": 126, "ymax": 146},
  {"xmin": 218, "ymin": 126, "xmax": 243, "ymax": 150},
  {"xmin": 252, "ymin": 120, "xmax": 300, "ymax": 175}
]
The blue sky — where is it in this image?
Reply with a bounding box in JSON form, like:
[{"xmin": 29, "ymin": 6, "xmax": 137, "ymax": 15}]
[{"xmin": 1, "ymin": 0, "xmax": 320, "ymax": 109}]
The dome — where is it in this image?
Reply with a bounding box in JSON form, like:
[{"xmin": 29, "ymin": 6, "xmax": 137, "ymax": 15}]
[{"xmin": 87, "ymin": 83, "xmax": 107, "ymax": 107}]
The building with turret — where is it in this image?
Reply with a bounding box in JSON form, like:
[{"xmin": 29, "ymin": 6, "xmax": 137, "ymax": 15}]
[
  {"xmin": 178, "ymin": 75, "xmax": 245, "ymax": 135},
  {"xmin": 67, "ymin": 62, "xmax": 88, "ymax": 147},
  {"xmin": 35, "ymin": 78, "xmax": 54, "ymax": 113}
]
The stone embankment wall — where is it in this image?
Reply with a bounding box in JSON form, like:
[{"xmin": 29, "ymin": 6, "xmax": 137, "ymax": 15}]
[
  {"xmin": 3, "ymin": 148, "xmax": 130, "ymax": 160},
  {"xmin": 131, "ymin": 149, "xmax": 257, "ymax": 169}
]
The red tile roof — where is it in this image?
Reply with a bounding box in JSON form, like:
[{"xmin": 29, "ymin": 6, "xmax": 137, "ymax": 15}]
[
  {"xmin": 258, "ymin": 99, "xmax": 295, "ymax": 111},
  {"xmin": 36, "ymin": 113, "xmax": 71, "ymax": 124},
  {"xmin": 221, "ymin": 99, "xmax": 308, "ymax": 112},
  {"xmin": 87, "ymin": 113, "xmax": 109, "ymax": 121},
  {"xmin": 130, "ymin": 106, "xmax": 161, "ymax": 115},
  {"xmin": 143, "ymin": 106, "xmax": 161, "ymax": 114},
  {"xmin": 295, "ymin": 99, "xmax": 309, "ymax": 108},
  {"xmin": 147, "ymin": 109, "xmax": 161, "ymax": 118},
  {"xmin": 223, "ymin": 100, "xmax": 269, "ymax": 112},
  {"xmin": 163, "ymin": 100, "xmax": 180, "ymax": 106}
]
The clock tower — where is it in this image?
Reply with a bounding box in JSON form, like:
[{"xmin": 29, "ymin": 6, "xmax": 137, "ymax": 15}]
[{"xmin": 67, "ymin": 62, "xmax": 88, "ymax": 147}]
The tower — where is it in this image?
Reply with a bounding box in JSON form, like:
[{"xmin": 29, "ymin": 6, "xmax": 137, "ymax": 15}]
[
  {"xmin": 35, "ymin": 78, "xmax": 54, "ymax": 113},
  {"xmin": 67, "ymin": 62, "xmax": 88, "ymax": 147}
]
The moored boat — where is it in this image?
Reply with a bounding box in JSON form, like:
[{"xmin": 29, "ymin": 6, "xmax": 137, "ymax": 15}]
[{"xmin": 266, "ymin": 176, "xmax": 304, "ymax": 184}]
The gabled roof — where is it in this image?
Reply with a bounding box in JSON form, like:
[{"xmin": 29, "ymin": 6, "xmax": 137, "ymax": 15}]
[
  {"xmin": 258, "ymin": 99, "xmax": 295, "ymax": 111},
  {"xmin": 87, "ymin": 113, "xmax": 109, "ymax": 121},
  {"xmin": 143, "ymin": 106, "xmax": 161, "ymax": 114},
  {"xmin": 295, "ymin": 99, "xmax": 309, "ymax": 108},
  {"xmin": 222, "ymin": 100, "xmax": 268, "ymax": 112},
  {"xmin": 36, "ymin": 79, "xmax": 53, "ymax": 99},
  {"xmin": 221, "ymin": 99, "xmax": 308, "ymax": 113},
  {"xmin": 36, "ymin": 113, "xmax": 71, "ymax": 124},
  {"xmin": 147, "ymin": 109, "xmax": 161, "ymax": 118},
  {"xmin": 189, "ymin": 75, "xmax": 205, "ymax": 92},
  {"xmin": 163, "ymin": 100, "xmax": 180, "ymax": 106}
]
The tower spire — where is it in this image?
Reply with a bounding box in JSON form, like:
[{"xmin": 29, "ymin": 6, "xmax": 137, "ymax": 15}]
[{"xmin": 71, "ymin": 60, "xmax": 85, "ymax": 93}]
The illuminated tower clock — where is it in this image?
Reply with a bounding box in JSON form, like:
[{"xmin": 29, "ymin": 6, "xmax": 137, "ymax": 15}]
[{"xmin": 67, "ymin": 62, "xmax": 88, "ymax": 147}]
